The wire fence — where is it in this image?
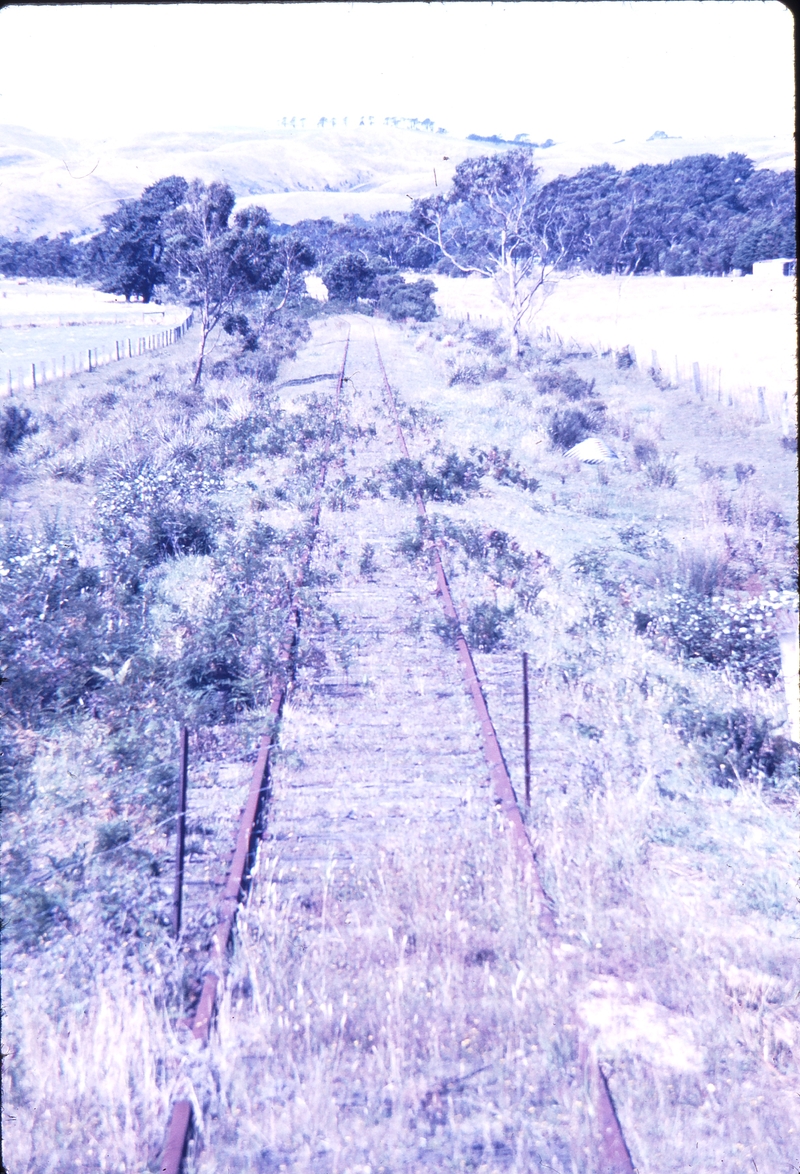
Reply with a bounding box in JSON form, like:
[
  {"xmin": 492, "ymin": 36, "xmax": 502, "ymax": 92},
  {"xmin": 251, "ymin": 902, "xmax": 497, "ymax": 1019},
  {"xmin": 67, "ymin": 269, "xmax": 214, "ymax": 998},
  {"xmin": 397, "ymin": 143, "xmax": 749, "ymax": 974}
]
[{"xmin": 4, "ymin": 310, "xmax": 194, "ymax": 396}]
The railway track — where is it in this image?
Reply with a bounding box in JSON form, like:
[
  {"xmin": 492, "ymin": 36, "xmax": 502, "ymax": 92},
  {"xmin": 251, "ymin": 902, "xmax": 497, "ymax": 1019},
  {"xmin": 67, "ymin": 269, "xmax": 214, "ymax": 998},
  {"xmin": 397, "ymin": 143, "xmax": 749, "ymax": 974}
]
[{"xmin": 158, "ymin": 318, "xmax": 635, "ymax": 1173}]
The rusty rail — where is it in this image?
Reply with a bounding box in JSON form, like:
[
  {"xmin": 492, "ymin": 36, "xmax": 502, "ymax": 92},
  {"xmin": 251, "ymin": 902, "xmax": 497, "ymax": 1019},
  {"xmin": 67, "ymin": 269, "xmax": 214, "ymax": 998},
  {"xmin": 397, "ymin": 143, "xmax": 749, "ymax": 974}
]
[
  {"xmin": 158, "ymin": 332, "xmax": 350, "ymax": 1174},
  {"xmin": 372, "ymin": 328, "xmax": 635, "ymax": 1174}
]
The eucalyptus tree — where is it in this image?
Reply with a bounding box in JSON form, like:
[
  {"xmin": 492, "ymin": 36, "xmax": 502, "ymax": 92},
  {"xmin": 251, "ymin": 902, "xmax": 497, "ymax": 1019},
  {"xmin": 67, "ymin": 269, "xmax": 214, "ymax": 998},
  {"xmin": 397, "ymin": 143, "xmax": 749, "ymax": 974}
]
[
  {"xmin": 163, "ymin": 182, "xmax": 282, "ymax": 385},
  {"xmin": 412, "ymin": 149, "xmax": 563, "ymax": 358}
]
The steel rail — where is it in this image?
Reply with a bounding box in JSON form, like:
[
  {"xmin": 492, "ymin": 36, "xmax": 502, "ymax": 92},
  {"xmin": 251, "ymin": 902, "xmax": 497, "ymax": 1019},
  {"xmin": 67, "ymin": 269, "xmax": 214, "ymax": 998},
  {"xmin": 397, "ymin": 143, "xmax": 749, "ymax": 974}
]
[
  {"xmin": 159, "ymin": 332, "xmax": 351, "ymax": 1174},
  {"xmin": 372, "ymin": 328, "xmax": 635, "ymax": 1174}
]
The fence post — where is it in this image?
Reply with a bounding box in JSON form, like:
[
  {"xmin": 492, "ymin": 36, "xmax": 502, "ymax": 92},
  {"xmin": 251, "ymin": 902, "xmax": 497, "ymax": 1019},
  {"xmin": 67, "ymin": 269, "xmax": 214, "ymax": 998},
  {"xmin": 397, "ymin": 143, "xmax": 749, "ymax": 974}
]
[
  {"xmin": 31, "ymin": 363, "xmax": 36, "ymax": 390},
  {"xmin": 172, "ymin": 727, "xmax": 189, "ymax": 939},
  {"xmin": 757, "ymin": 387, "xmax": 767, "ymax": 423},
  {"xmin": 781, "ymin": 391, "xmax": 791, "ymax": 438},
  {"xmin": 116, "ymin": 340, "xmax": 120, "ymax": 361},
  {"xmin": 522, "ymin": 652, "xmax": 531, "ymax": 806},
  {"xmin": 692, "ymin": 362, "xmax": 702, "ymax": 397},
  {"xmin": 87, "ymin": 349, "xmax": 92, "ymax": 372}
]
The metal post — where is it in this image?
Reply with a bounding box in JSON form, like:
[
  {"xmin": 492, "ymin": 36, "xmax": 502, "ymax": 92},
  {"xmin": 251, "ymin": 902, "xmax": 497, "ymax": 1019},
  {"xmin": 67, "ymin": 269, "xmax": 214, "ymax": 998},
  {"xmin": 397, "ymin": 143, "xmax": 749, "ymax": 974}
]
[
  {"xmin": 522, "ymin": 652, "xmax": 531, "ymax": 806},
  {"xmin": 172, "ymin": 727, "xmax": 189, "ymax": 938}
]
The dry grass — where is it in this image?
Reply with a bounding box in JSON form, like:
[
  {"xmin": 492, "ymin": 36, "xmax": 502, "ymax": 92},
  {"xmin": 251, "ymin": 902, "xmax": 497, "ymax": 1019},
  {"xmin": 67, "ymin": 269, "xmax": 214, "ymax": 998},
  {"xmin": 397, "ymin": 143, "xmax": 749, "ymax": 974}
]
[{"xmin": 2, "ymin": 311, "xmax": 798, "ymax": 1173}]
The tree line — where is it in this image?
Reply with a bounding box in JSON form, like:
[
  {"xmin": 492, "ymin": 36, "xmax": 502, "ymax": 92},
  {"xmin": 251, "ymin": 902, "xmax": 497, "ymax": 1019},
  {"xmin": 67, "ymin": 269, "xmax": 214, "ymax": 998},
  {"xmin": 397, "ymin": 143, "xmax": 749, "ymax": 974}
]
[
  {"xmin": 0, "ymin": 150, "xmax": 793, "ymax": 374},
  {"xmin": 2, "ymin": 149, "xmax": 793, "ymax": 289}
]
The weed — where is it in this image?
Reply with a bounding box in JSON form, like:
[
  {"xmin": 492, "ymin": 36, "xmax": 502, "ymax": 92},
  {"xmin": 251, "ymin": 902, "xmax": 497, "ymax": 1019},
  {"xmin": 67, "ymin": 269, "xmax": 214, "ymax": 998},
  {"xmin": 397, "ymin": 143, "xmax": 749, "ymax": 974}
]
[
  {"xmin": 1, "ymin": 404, "xmax": 38, "ymax": 454},
  {"xmin": 471, "ymin": 446, "xmax": 540, "ymax": 493},
  {"xmin": 466, "ymin": 601, "xmax": 511, "ymax": 651},
  {"xmin": 95, "ymin": 819, "xmax": 132, "ymax": 852},
  {"xmin": 695, "ymin": 457, "xmax": 726, "ymax": 481},
  {"xmin": 634, "ymin": 441, "xmax": 678, "ymax": 488},
  {"xmin": 617, "ymin": 523, "xmax": 671, "ymax": 558},
  {"xmin": 734, "ymin": 462, "xmax": 756, "ymax": 484},
  {"xmin": 534, "ymin": 368, "xmax": 596, "ymax": 401},
  {"xmin": 667, "ymin": 694, "xmax": 798, "ymax": 786},
  {"xmin": 359, "ymin": 544, "xmax": 378, "ymax": 578}
]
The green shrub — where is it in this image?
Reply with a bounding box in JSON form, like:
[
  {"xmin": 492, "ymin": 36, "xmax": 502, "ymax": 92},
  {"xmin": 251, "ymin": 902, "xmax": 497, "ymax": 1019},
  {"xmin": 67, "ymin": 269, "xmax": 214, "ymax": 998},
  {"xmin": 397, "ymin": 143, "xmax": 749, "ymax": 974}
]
[
  {"xmin": 387, "ymin": 453, "xmax": 482, "ymax": 503},
  {"xmin": 667, "ymin": 694, "xmax": 798, "ymax": 786},
  {"xmin": 0, "ymin": 524, "xmax": 140, "ymax": 724},
  {"xmin": 1, "ymin": 404, "xmax": 38, "ymax": 454},
  {"xmin": 471, "ymin": 446, "xmax": 539, "ymax": 492},
  {"xmin": 466, "ymin": 602, "xmax": 511, "ymax": 652},
  {"xmin": 534, "ymin": 368, "xmax": 596, "ymax": 401},
  {"xmin": 548, "ymin": 406, "xmax": 605, "ymax": 450},
  {"xmin": 653, "ymin": 589, "xmax": 795, "ymax": 683},
  {"xmin": 95, "ymin": 819, "xmax": 132, "ymax": 853}
]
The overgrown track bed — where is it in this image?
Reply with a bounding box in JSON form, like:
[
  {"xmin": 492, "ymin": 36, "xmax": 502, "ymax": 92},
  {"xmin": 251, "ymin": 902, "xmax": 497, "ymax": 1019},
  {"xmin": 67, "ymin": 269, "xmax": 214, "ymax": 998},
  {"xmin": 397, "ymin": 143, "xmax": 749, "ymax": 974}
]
[{"xmin": 172, "ymin": 320, "xmax": 634, "ymax": 1173}]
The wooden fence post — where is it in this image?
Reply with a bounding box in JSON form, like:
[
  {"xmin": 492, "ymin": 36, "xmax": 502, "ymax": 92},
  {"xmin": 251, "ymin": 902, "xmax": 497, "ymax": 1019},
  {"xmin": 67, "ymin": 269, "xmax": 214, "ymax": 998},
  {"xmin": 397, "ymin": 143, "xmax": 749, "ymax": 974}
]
[
  {"xmin": 692, "ymin": 362, "xmax": 702, "ymax": 397},
  {"xmin": 757, "ymin": 387, "xmax": 767, "ymax": 422},
  {"xmin": 116, "ymin": 340, "xmax": 120, "ymax": 361},
  {"xmin": 31, "ymin": 363, "xmax": 36, "ymax": 390}
]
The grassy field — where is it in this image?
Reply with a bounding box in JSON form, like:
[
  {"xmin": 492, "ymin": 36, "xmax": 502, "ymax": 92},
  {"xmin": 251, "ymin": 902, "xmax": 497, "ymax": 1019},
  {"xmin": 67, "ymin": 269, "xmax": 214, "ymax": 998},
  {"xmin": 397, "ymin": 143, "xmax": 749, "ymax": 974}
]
[
  {"xmin": 431, "ymin": 272, "xmax": 797, "ymax": 423},
  {"xmin": 1, "ymin": 300, "xmax": 797, "ymax": 1172}
]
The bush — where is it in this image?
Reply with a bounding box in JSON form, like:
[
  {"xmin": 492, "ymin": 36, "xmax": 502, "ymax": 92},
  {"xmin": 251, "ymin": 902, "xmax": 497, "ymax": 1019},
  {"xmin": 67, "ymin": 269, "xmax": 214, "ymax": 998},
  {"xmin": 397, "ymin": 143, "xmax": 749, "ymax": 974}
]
[
  {"xmin": 667, "ymin": 695, "xmax": 798, "ymax": 786},
  {"xmin": 534, "ymin": 369, "xmax": 596, "ymax": 400},
  {"xmin": 1, "ymin": 404, "xmax": 38, "ymax": 454},
  {"xmin": 323, "ymin": 253, "xmax": 376, "ymax": 304},
  {"xmin": 466, "ymin": 602, "xmax": 511, "ymax": 652},
  {"xmin": 471, "ymin": 446, "xmax": 539, "ymax": 493},
  {"xmin": 548, "ymin": 406, "xmax": 605, "ymax": 450},
  {"xmin": 0, "ymin": 524, "xmax": 138, "ymax": 724},
  {"xmin": 653, "ymin": 588, "xmax": 795, "ymax": 683},
  {"xmin": 95, "ymin": 456, "xmax": 221, "ymax": 578},
  {"xmin": 377, "ymin": 276, "xmax": 437, "ymax": 321},
  {"xmin": 634, "ymin": 441, "xmax": 677, "ymax": 487},
  {"xmin": 387, "ymin": 453, "xmax": 482, "ymax": 503}
]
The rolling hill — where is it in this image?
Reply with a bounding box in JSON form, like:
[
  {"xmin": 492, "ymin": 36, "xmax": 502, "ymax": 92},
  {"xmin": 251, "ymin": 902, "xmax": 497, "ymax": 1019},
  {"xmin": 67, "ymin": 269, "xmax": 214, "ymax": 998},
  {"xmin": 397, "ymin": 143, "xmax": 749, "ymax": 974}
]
[{"xmin": 0, "ymin": 123, "xmax": 793, "ymax": 238}]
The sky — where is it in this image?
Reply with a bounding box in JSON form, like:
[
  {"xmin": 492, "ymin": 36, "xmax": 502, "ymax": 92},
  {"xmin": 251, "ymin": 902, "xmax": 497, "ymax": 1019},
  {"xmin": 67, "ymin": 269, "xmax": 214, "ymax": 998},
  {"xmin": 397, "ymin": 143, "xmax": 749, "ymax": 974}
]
[{"xmin": 0, "ymin": 2, "xmax": 794, "ymax": 145}]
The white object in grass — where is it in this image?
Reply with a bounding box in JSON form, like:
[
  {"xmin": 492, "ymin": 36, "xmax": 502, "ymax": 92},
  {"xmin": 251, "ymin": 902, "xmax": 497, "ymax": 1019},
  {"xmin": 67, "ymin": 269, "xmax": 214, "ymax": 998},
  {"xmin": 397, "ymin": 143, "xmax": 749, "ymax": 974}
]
[{"xmin": 566, "ymin": 437, "xmax": 619, "ymax": 464}]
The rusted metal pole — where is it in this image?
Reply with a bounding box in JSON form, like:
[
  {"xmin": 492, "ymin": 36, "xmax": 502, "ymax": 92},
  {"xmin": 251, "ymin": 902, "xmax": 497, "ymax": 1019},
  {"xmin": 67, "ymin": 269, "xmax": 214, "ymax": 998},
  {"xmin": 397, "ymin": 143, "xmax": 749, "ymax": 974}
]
[
  {"xmin": 375, "ymin": 327, "xmax": 635, "ymax": 1174},
  {"xmin": 522, "ymin": 651, "xmax": 531, "ymax": 806},
  {"xmin": 171, "ymin": 727, "xmax": 189, "ymax": 939},
  {"xmin": 158, "ymin": 333, "xmax": 351, "ymax": 1173}
]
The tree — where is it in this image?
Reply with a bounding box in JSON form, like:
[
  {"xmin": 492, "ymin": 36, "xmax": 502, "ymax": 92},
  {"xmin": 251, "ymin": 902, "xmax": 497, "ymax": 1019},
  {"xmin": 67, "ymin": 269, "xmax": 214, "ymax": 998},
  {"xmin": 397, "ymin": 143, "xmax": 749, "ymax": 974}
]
[
  {"xmin": 412, "ymin": 150, "xmax": 560, "ymax": 358},
  {"xmin": 88, "ymin": 176, "xmax": 188, "ymax": 302},
  {"xmin": 323, "ymin": 252, "xmax": 376, "ymax": 304},
  {"xmin": 269, "ymin": 233, "xmax": 316, "ymax": 313},
  {"xmin": 164, "ymin": 183, "xmax": 282, "ymax": 385}
]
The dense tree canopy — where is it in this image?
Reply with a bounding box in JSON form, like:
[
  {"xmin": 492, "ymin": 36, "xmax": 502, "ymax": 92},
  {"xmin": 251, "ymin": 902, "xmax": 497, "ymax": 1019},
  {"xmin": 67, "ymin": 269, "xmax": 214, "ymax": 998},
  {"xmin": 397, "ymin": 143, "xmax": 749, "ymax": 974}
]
[
  {"xmin": 163, "ymin": 181, "xmax": 285, "ymax": 384},
  {"xmin": 530, "ymin": 153, "xmax": 795, "ymax": 275},
  {"xmin": 85, "ymin": 176, "xmax": 189, "ymax": 302}
]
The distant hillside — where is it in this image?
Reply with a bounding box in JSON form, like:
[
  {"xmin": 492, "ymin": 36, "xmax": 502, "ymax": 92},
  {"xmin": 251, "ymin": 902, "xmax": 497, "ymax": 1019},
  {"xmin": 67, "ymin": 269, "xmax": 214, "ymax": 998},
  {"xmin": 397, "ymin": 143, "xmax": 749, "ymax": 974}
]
[{"xmin": 0, "ymin": 123, "xmax": 793, "ymax": 238}]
